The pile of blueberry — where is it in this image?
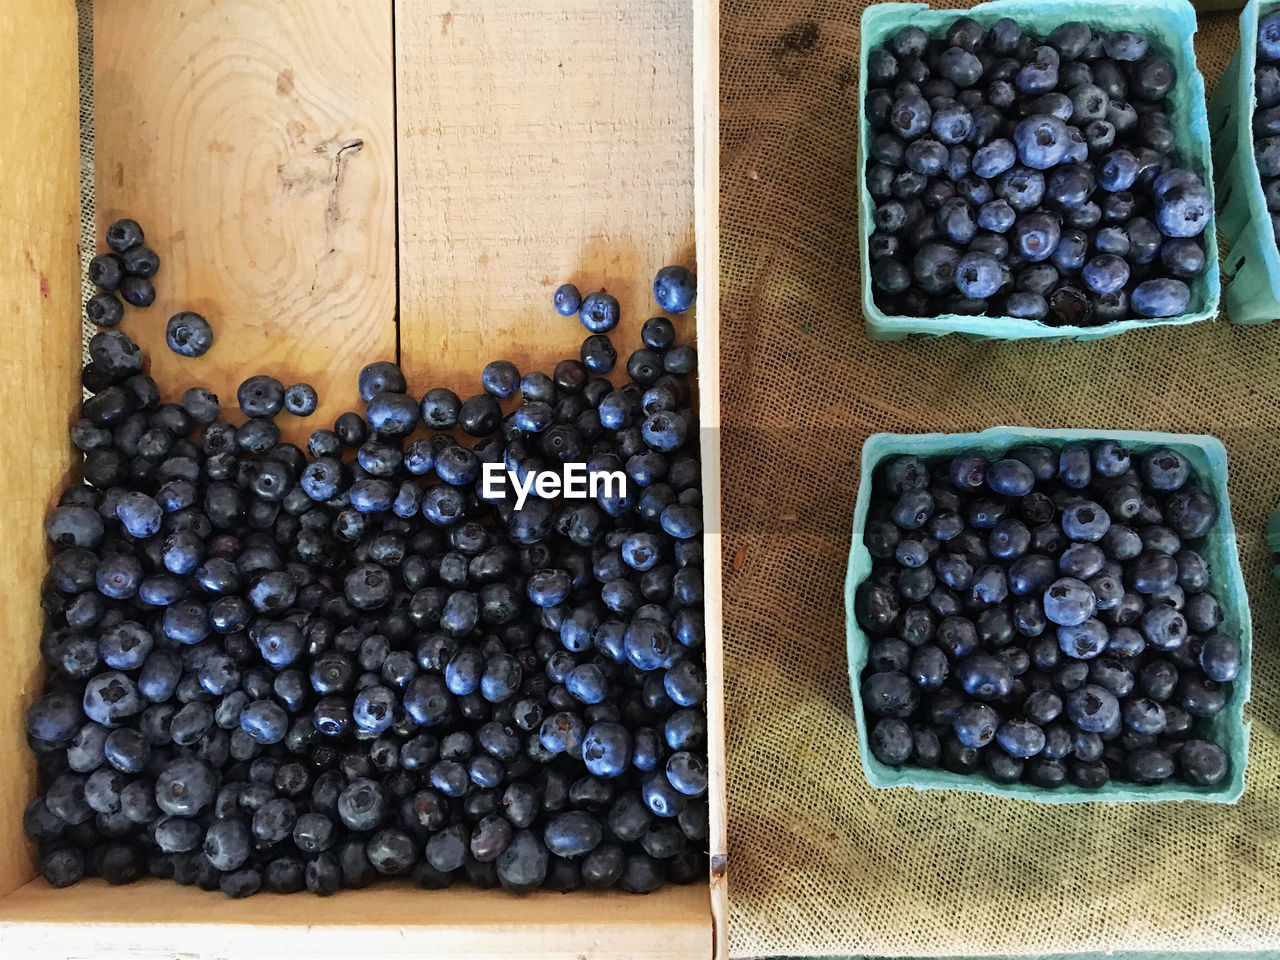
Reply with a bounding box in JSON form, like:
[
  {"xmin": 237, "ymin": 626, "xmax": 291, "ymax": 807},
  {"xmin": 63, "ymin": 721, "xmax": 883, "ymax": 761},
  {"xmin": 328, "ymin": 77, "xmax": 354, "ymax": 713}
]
[
  {"xmin": 1253, "ymin": 11, "xmax": 1280, "ymax": 244},
  {"xmin": 856, "ymin": 439, "xmax": 1239, "ymax": 790},
  {"xmin": 865, "ymin": 17, "xmax": 1212, "ymax": 326},
  {"xmin": 85, "ymin": 219, "xmax": 161, "ymax": 327},
  {"xmin": 25, "ymin": 219, "xmax": 708, "ymax": 897}
]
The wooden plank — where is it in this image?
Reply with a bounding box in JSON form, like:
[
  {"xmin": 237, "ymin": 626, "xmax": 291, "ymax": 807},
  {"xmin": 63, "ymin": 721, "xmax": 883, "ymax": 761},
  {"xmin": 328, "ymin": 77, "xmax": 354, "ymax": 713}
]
[
  {"xmin": 0, "ymin": 0, "xmax": 82, "ymax": 899},
  {"xmin": 0, "ymin": 878, "xmax": 712, "ymax": 960},
  {"xmin": 395, "ymin": 0, "xmax": 696, "ymax": 395},
  {"xmin": 93, "ymin": 0, "xmax": 397, "ymax": 443},
  {"xmin": 691, "ymin": 0, "xmax": 727, "ymax": 955}
]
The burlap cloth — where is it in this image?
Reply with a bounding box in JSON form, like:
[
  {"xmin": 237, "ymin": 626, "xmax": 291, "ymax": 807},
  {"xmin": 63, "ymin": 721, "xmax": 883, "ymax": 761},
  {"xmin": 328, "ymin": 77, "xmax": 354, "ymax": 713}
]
[{"xmin": 720, "ymin": 4, "xmax": 1280, "ymax": 956}]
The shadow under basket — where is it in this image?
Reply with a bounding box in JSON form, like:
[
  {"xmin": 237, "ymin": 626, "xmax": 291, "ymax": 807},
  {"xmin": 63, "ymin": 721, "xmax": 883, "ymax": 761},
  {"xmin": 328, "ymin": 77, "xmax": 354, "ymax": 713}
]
[{"xmin": 844, "ymin": 427, "xmax": 1252, "ymax": 803}]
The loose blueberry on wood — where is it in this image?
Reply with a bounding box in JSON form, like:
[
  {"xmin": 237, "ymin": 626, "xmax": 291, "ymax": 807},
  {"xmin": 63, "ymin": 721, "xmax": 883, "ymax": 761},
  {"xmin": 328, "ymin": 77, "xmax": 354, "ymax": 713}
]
[{"xmin": 28, "ymin": 250, "xmax": 708, "ymax": 895}]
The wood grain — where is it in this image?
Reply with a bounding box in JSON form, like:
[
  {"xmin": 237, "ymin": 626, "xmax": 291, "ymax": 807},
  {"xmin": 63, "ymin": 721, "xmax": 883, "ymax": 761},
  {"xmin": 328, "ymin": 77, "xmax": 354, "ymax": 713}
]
[
  {"xmin": 0, "ymin": 0, "xmax": 82, "ymax": 899},
  {"xmin": 0, "ymin": 878, "xmax": 712, "ymax": 959},
  {"xmin": 395, "ymin": 0, "xmax": 696, "ymax": 396},
  {"xmin": 93, "ymin": 0, "xmax": 397, "ymax": 442}
]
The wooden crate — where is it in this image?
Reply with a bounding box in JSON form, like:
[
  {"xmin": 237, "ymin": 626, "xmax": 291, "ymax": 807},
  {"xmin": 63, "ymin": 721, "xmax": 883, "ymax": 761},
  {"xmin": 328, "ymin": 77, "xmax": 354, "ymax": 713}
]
[{"xmin": 0, "ymin": 1, "xmax": 726, "ymax": 957}]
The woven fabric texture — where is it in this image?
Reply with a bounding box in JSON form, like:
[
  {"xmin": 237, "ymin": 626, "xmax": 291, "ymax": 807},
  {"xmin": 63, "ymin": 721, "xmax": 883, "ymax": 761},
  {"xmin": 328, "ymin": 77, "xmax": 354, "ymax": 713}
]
[{"xmin": 720, "ymin": 4, "xmax": 1280, "ymax": 956}]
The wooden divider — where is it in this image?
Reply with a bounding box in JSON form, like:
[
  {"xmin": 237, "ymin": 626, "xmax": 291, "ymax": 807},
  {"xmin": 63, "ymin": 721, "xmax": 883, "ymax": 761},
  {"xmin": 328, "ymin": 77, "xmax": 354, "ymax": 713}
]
[
  {"xmin": 93, "ymin": 0, "xmax": 397, "ymax": 442},
  {"xmin": 0, "ymin": 0, "xmax": 83, "ymax": 898},
  {"xmin": 395, "ymin": 0, "xmax": 697, "ymax": 395}
]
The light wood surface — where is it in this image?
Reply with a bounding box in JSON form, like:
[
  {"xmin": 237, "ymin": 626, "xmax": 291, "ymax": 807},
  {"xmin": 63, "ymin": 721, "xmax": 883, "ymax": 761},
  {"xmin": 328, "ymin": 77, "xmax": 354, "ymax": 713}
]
[
  {"xmin": 395, "ymin": 0, "xmax": 696, "ymax": 397},
  {"xmin": 691, "ymin": 1, "xmax": 728, "ymax": 957},
  {"xmin": 93, "ymin": 0, "xmax": 397, "ymax": 442},
  {"xmin": 0, "ymin": 877, "xmax": 712, "ymax": 960},
  {"xmin": 0, "ymin": 0, "xmax": 82, "ymax": 900}
]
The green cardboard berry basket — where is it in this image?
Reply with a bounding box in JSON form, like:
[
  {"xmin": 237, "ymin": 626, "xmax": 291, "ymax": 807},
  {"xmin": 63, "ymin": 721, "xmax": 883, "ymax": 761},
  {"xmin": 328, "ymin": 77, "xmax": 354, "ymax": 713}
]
[
  {"xmin": 1209, "ymin": 0, "xmax": 1280, "ymax": 324},
  {"xmin": 859, "ymin": 0, "xmax": 1222, "ymax": 341},
  {"xmin": 844, "ymin": 427, "xmax": 1252, "ymax": 803}
]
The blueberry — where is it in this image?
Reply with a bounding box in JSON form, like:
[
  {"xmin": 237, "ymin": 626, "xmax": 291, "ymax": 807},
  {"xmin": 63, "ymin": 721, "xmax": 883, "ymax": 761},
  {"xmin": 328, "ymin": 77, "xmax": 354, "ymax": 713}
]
[
  {"xmin": 553, "ymin": 283, "xmax": 582, "ymax": 316},
  {"xmin": 640, "ymin": 775, "xmax": 686, "ymax": 819},
  {"xmin": 861, "ymin": 671, "xmax": 918, "ymax": 719},
  {"xmin": 204, "ymin": 817, "xmax": 252, "ymax": 872},
  {"xmin": 105, "ymin": 218, "xmax": 144, "ymax": 252},
  {"xmin": 1016, "ymin": 48, "xmax": 1060, "ymax": 95},
  {"xmin": 871, "ymin": 260, "xmax": 911, "ymax": 295},
  {"xmin": 1051, "ymin": 229, "xmax": 1089, "ymax": 273},
  {"xmin": 953, "ymin": 702, "xmax": 999, "ymax": 748},
  {"xmin": 1005, "ymin": 291, "xmax": 1048, "ymax": 321},
  {"xmin": 275, "ymin": 382, "xmax": 319, "ymax": 417},
  {"xmin": 366, "ymin": 391, "xmax": 420, "ymax": 439},
  {"xmin": 906, "ymin": 139, "xmax": 948, "ymax": 177},
  {"xmin": 1043, "ymin": 578, "xmax": 1096, "ymax": 627},
  {"xmin": 954, "ymin": 252, "xmax": 1003, "ymax": 298},
  {"xmin": 1103, "ymin": 30, "xmax": 1148, "ymax": 62},
  {"xmin": 1011, "ymin": 212, "xmax": 1061, "ymax": 263},
  {"xmin": 89, "ymin": 329, "xmax": 143, "ymax": 379},
  {"xmin": 1155, "ymin": 182, "xmax": 1211, "ymax": 239},
  {"xmin": 165, "ymin": 312, "xmax": 214, "ymax": 358},
  {"xmin": 976, "ymin": 199, "xmax": 1016, "ymax": 235},
  {"xmin": 1057, "ymin": 618, "xmax": 1108, "ymax": 659},
  {"xmin": 1159, "ymin": 238, "xmax": 1205, "ymax": 278},
  {"xmin": 1061, "ymin": 500, "xmax": 1110, "ymax": 542},
  {"xmin": 938, "ymin": 47, "xmax": 984, "ymax": 88},
  {"xmin": 1180, "ymin": 739, "xmax": 1229, "ymax": 786},
  {"xmin": 240, "ymin": 700, "xmax": 288, "ymax": 744},
  {"xmin": 237, "ymin": 375, "xmax": 284, "ymax": 418},
  {"xmin": 1165, "ymin": 485, "xmax": 1217, "ymax": 539},
  {"xmin": 912, "ymin": 241, "xmax": 962, "ymax": 293},
  {"xmin": 1043, "ymin": 21, "xmax": 1089, "ymax": 58},
  {"xmin": 565, "ymin": 288, "xmax": 623, "ymax": 336},
  {"xmin": 1260, "ymin": 66, "xmax": 1280, "ymax": 109},
  {"xmin": 1123, "ymin": 697, "xmax": 1166, "ymax": 736},
  {"xmin": 1066, "ymin": 682, "xmax": 1121, "ymax": 733},
  {"xmin": 982, "ymin": 459, "xmax": 1034, "ymax": 499},
  {"xmin": 957, "ymin": 654, "xmax": 1013, "ymax": 701},
  {"xmin": 889, "ymin": 94, "xmax": 932, "ymax": 138},
  {"xmin": 1179, "ymin": 675, "xmax": 1228, "ymax": 718},
  {"xmin": 890, "ymin": 25, "xmax": 928, "ymax": 58},
  {"xmin": 86, "ymin": 293, "xmax": 125, "ymax": 327},
  {"xmin": 1127, "ymin": 747, "xmax": 1174, "ymax": 784},
  {"xmin": 930, "ymin": 103, "xmax": 974, "ymax": 146},
  {"xmin": 869, "ymin": 717, "xmax": 913, "ymax": 766},
  {"xmin": 1131, "ymin": 56, "xmax": 1176, "ymax": 101},
  {"xmin": 996, "ymin": 719, "xmax": 1047, "ymax": 758},
  {"xmin": 1081, "ymin": 255, "xmax": 1129, "ymax": 295},
  {"xmin": 1138, "ymin": 447, "xmax": 1189, "ymax": 493},
  {"xmin": 1199, "ymin": 634, "xmax": 1241, "ymax": 683}
]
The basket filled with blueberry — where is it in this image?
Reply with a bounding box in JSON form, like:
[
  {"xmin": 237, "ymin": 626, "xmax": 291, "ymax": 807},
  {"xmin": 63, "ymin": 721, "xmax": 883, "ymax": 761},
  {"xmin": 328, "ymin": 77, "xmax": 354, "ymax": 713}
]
[
  {"xmin": 860, "ymin": 0, "xmax": 1220, "ymax": 340},
  {"xmin": 844, "ymin": 428, "xmax": 1251, "ymax": 803},
  {"xmin": 1210, "ymin": 0, "xmax": 1280, "ymax": 324}
]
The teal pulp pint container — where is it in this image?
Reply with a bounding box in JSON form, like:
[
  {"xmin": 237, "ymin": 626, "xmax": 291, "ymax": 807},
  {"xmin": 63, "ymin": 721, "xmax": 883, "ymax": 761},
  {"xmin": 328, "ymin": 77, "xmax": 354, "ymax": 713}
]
[
  {"xmin": 860, "ymin": 0, "xmax": 1222, "ymax": 340},
  {"xmin": 845, "ymin": 427, "xmax": 1250, "ymax": 803},
  {"xmin": 1209, "ymin": 0, "xmax": 1280, "ymax": 324}
]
